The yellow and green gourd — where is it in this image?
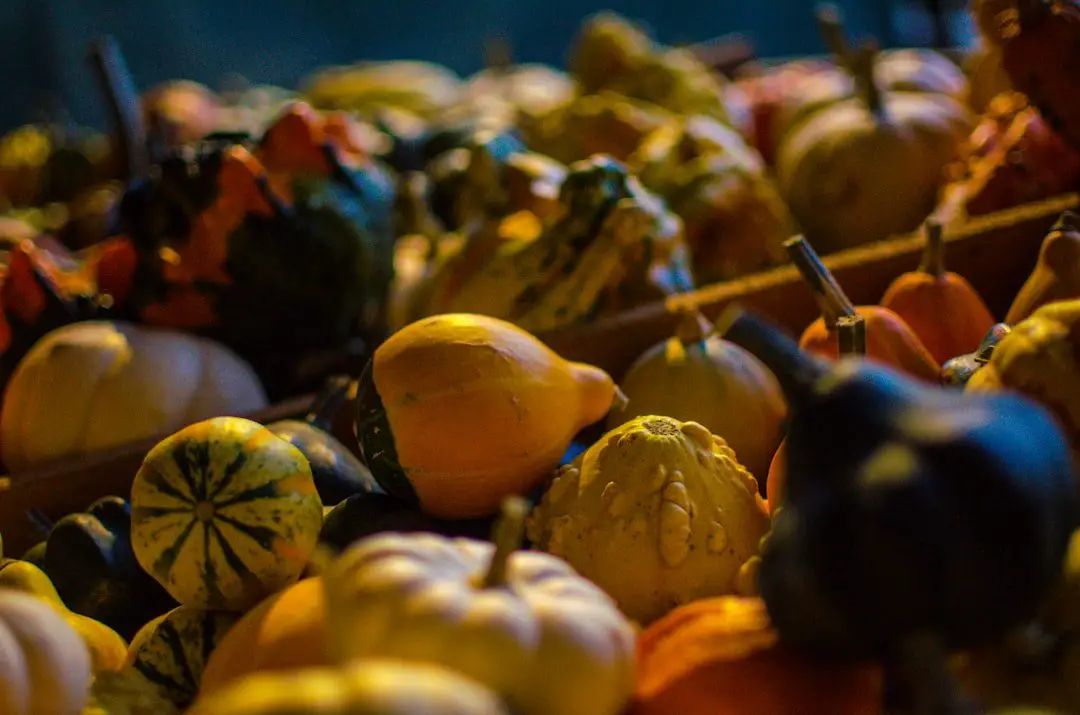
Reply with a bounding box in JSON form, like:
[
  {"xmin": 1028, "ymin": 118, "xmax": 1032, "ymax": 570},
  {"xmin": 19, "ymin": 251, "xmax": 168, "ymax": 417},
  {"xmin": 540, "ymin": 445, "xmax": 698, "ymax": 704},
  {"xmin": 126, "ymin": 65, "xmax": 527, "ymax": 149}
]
[{"xmin": 130, "ymin": 417, "xmax": 324, "ymax": 611}]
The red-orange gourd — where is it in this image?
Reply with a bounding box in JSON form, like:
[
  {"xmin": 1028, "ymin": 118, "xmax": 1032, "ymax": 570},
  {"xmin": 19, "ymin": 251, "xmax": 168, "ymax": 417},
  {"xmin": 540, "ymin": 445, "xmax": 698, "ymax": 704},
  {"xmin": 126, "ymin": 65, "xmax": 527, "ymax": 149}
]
[
  {"xmin": 786, "ymin": 236, "xmax": 940, "ymax": 382},
  {"xmin": 630, "ymin": 596, "xmax": 882, "ymax": 715},
  {"xmin": 880, "ymin": 221, "xmax": 995, "ymax": 364}
]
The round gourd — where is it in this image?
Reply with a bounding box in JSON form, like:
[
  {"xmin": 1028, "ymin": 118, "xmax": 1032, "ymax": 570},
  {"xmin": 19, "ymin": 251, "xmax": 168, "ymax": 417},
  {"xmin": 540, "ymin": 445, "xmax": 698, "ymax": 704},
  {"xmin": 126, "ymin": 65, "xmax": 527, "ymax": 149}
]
[
  {"xmin": 0, "ymin": 591, "xmax": 93, "ymax": 715},
  {"xmin": 199, "ymin": 577, "xmax": 327, "ymax": 697},
  {"xmin": 609, "ymin": 311, "xmax": 787, "ymax": 481},
  {"xmin": 190, "ymin": 660, "xmax": 511, "ymax": 715},
  {"xmin": 83, "ymin": 669, "xmax": 181, "ymax": 715},
  {"xmin": 130, "ymin": 417, "xmax": 324, "ymax": 611},
  {"xmin": 0, "ymin": 321, "xmax": 267, "ymax": 471},
  {"xmin": 775, "ymin": 48, "xmax": 971, "ymax": 255},
  {"xmin": 355, "ymin": 313, "xmax": 620, "ymax": 519},
  {"xmin": 125, "ymin": 605, "xmax": 239, "ymax": 710},
  {"xmin": 527, "ymin": 415, "xmax": 771, "ymax": 624}
]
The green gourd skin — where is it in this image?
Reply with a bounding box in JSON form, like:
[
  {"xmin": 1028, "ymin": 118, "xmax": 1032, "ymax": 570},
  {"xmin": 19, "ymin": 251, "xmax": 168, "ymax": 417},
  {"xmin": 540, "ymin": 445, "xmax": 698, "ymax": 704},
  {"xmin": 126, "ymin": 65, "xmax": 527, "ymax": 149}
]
[{"xmin": 721, "ymin": 310, "xmax": 1078, "ymax": 661}]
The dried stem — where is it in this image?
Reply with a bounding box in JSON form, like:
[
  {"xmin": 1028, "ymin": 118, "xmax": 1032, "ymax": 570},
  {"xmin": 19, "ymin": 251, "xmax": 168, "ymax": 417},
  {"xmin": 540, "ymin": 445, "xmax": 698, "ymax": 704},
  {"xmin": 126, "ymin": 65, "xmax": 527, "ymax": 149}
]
[
  {"xmin": 784, "ymin": 236, "xmax": 856, "ymax": 329},
  {"xmin": 674, "ymin": 308, "xmax": 715, "ymax": 346},
  {"xmin": 852, "ymin": 41, "xmax": 885, "ymax": 119},
  {"xmin": 816, "ymin": 4, "xmax": 853, "ymax": 71},
  {"xmin": 86, "ymin": 36, "xmax": 148, "ymax": 180},
  {"xmin": 481, "ymin": 497, "xmax": 529, "ymax": 588},
  {"xmin": 919, "ymin": 221, "xmax": 947, "ymax": 278},
  {"xmin": 836, "ymin": 314, "xmax": 867, "ymax": 356}
]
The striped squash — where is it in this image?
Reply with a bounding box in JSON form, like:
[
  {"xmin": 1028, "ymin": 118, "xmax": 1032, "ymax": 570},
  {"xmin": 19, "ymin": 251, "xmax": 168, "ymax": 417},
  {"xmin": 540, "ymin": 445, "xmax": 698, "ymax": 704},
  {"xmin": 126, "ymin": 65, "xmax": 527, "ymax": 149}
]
[
  {"xmin": 131, "ymin": 417, "xmax": 324, "ymax": 611},
  {"xmin": 125, "ymin": 605, "xmax": 239, "ymax": 709}
]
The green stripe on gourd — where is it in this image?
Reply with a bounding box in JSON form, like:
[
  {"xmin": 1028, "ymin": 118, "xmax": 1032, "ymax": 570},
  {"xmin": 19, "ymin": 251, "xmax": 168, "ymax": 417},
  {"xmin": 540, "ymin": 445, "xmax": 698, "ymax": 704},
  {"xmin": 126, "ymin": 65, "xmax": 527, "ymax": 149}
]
[
  {"xmin": 127, "ymin": 605, "xmax": 238, "ymax": 710},
  {"xmin": 131, "ymin": 416, "xmax": 324, "ymax": 612},
  {"xmin": 354, "ymin": 357, "xmax": 421, "ymax": 507}
]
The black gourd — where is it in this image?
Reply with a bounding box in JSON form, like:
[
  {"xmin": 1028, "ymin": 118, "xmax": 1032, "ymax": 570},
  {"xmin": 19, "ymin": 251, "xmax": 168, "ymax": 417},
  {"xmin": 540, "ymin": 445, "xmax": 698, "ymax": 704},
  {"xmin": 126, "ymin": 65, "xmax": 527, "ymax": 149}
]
[
  {"xmin": 719, "ymin": 308, "xmax": 1078, "ymax": 662},
  {"xmin": 268, "ymin": 375, "xmax": 380, "ymax": 507}
]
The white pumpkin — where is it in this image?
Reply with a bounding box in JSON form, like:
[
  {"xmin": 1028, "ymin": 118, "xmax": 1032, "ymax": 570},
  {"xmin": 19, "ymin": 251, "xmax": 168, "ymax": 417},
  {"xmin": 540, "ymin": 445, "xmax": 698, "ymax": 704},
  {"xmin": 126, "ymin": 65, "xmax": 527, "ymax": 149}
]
[
  {"xmin": 321, "ymin": 499, "xmax": 636, "ymax": 715},
  {"xmin": 0, "ymin": 321, "xmax": 267, "ymax": 470},
  {"xmin": 0, "ymin": 591, "xmax": 92, "ymax": 715},
  {"xmin": 188, "ymin": 660, "xmax": 510, "ymax": 715}
]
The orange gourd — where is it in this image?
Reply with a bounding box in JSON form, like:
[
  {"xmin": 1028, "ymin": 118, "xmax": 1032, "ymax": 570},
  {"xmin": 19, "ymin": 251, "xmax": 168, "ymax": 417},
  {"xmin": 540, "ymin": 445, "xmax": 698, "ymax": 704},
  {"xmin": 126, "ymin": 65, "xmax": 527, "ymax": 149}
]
[
  {"xmin": 880, "ymin": 221, "xmax": 995, "ymax": 364},
  {"xmin": 631, "ymin": 596, "xmax": 882, "ymax": 715},
  {"xmin": 787, "ymin": 236, "xmax": 940, "ymax": 382},
  {"xmin": 199, "ymin": 578, "xmax": 327, "ymax": 698},
  {"xmin": 1006, "ymin": 211, "xmax": 1080, "ymax": 325},
  {"xmin": 766, "ymin": 441, "xmax": 787, "ymax": 512}
]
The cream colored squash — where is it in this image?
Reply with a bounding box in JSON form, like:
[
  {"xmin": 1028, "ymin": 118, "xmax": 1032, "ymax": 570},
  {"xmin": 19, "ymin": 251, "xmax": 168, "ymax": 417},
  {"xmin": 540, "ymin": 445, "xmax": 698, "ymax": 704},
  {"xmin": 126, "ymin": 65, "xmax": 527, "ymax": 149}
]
[
  {"xmin": 0, "ymin": 591, "xmax": 92, "ymax": 715},
  {"xmin": 0, "ymin": 321, "xmax": 267, "ymax": 470},
  {"xmin": 321, "ymin": 499, "xmax": 636, "ymax": 715},
  {"xmin": 527, "ymin": 415, "xmax": 771, "ymax": 625},
  {"xmin": 188, "ymin": 660, "xmax": 511, "ymax": 715}
]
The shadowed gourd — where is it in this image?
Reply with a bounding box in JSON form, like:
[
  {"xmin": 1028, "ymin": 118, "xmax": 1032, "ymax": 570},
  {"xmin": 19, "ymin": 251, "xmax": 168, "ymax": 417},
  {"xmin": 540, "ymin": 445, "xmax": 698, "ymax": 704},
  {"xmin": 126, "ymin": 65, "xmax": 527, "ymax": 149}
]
[
  {"xmin": 940, "ymin": 323, "xmax": 1012, "ymax": 387},
  {"xmin": 1007, "ymin": 212, "xmax": 1080, "ymax": 325},
  {"xmin": 718, "ymin": 307, "xmax": 1078, "ymax": 676}
]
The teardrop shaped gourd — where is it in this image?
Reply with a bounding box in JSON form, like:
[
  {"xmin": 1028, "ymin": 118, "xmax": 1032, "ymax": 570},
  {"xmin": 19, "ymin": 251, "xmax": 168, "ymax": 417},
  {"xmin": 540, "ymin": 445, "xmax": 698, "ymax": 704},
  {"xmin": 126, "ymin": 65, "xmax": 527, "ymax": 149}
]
[
  {"xmin": 356, "ymin": 314, "xmax": 620, "ymax": 519},
  {"xmin": 786, "ymin": 236, "xmax": 939, "ymax": 382},
  {"xmin": 1006, "ymin": 212, "xmax": 1080, "ymax": 325},
  {"xmin": 880, "ymin": 221, "xmax": 995, "ymax": 364}
]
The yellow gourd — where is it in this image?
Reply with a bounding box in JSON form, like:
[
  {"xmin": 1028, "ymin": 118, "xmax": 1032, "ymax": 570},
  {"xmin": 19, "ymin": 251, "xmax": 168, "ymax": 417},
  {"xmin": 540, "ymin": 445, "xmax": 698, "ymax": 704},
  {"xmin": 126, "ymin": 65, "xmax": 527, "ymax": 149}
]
[
  {"xmin": 0, "ymin": 321, "xmax": 267, "ymax": 471},
  {"xmin": 83, "ymin": 669, "xmax": 181, "ymax": 715},
  {"xmin": 0, "ymin": 591, "xmax": 93, "ymax": 715},
  {"xmin": 189, "ymin": 660, "xmax": 511, "ymax": 715},
  {"xmin": 0, "ymin": 558, "xmax": 127, "ymax": 674},
  {"xmin": 527, "ymin": 416, "xmax": 771, "ymax": 625},
  {"xmin": 356, "ymin": 314, "xmax": 621, "ymax": 519}
]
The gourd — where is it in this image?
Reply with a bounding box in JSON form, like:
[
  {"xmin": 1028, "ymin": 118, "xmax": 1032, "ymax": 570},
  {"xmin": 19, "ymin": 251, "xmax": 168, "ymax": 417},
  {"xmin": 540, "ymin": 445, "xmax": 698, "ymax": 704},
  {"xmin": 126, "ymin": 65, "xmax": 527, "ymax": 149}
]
[
  {"xmin": 125, "ymin": 605, "xmax": 239, "ymax": 710},
  {"xmin": 776, "ymin": 43, "xmax": 971, "ymax": 254},
  {"xmin": 190, "ymin": 660, "xmax": 511, "ymax": 715},
  {"xmin": 35, "ymin": 496, "xmax": 177, "ymax": 641},
  {"xmin": 967, "ymin": 299, "xmax": 1080, "ymax": 471},
  {"xmin": 0, "ymin": 321, "xmax": 268, "ymax": 471},
  {"xmin": 302, "ymin": 61, "xmax": 464, "ymax": 120},
  {"xmin": 631, "ymin": 596, "xmax": 881, "ymax": 715},
  {"xmin": 84, "ymin": 669, "xmax": 180, "ymax": 715},
  {"xmin": 322, "ymin": 498, "xmax": 636, "ymax": 715},
  {"xmin": 142, "ymin": 80, "xmax": 222, "ymax": 147},
  {"xmin": 267, "ymin": 375, "xmax": 380, "ymax": 506},
  {"xmin": 0, "ymin": 558, "xmax": 128, "ymax": 674},
  {"xmin": 527, "ymin": 415, "xmax": 771, "ymax": 624},
  {"xmin": 1007, "ymin": 212, "xmax": 1080, "ymax": 324},
  {"xmin": 609, "ymin": 309, "xmax": 787, "ymax": 481},
  {"xmin": 880, "ymin": 221, "xmax": 996, "ymax": 363},
  {"xmin": 719, "ymin": 307, "xmax": 1076, "ymax": 684},
  {"xmin": 940, "ymin": 323, "xmax": 1012, "ymax": 387},
  {"xmin": 355, "ymin": 313, "xmax": 620, "ymax": 519},
  {"xmin": 130, "ymin": 416, "xmax": 324, "ymax": 611},
  {"xmin": 198, "ymin": 578, "xmax": 326, "ymax": 698},
  {"xmin": 0, "ymin": 591, "xmax": 92, "ymax": 715},
  {"xmin": 787, "ymin": 236, "xmax": 940, "ymax": 381}
]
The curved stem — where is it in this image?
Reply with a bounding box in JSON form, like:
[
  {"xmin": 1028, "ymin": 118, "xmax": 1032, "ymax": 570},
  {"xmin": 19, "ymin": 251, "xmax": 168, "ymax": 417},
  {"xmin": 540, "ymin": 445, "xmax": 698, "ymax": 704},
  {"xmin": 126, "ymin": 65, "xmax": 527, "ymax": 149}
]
[
  {"xmin": 481, "ymin": 497, "xmax": 529, "ymax": 588},
  {"xmin": 920, "ymin": 221, "xmax": 946, "ymax": 278},
  {"xmin": 86, "ymin": 36, "xmax": 147, "ymax": 180},
  {"xmin": 784, "ymin": 236, "xmax": 856, "ymax": 329},
  {"xmin": 674, "ymin": 307, "xmax": 715, "ymax": 348},
  {"xmin": 852, "ymin": 41, "xmax": 885, "ymax": 120},
  {"xmin": 304, "ymin": 375, "xmax": 354, "ymax": 431},
  {"xmin": 816, "ymin": 4, "xmax": 853, "ymax": 71},
  {"xmin": 836, "ymin": 314, "xmax": 867, "ymax": 356}
]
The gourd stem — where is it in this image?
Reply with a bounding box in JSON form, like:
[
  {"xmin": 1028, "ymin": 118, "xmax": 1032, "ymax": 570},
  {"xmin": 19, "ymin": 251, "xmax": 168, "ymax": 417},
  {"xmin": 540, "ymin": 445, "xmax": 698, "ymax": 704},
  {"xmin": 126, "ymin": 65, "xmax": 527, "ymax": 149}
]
[
  {"xmin": 784, "ymin": 236, "xmax": 856, "ymax": 329},
  {"xmin": 715, "ymin": 306, "xmax": 827, "ymax": 409},
  {"xmin": 674, "ymin": 307, "xmax": 715, "ymax": 348},
  {"xmin": 816, "ymin": 4, "xmax": 853, "ymax": 72},
  {"xmin": 485, "ymin": 36, "xmax": 514, "ymax": 72},
  {"xmin": 481, "ymin": 496, "xmax": 529, "ymax": 589},
  {"xmin": 87, "ymin": 36, "xmax": 148, "ymax": 180},
  {"xmin": 1051, "ymin": 210, "xmax": 1080, "ymax": 237},
  {"xmin": 304, "ymin": 375, "xmax": 354, "ymax": 432},
  {"xmin": 919, "ymin": 221, "xmax": 947, "ymax": 278},
  {"xmin": 836, "ymin": 314, "xmax": 867, "ymax": 356},
  {"xmin": 852, "ymin": 41, "xmax": 886, "ymax": 120}
]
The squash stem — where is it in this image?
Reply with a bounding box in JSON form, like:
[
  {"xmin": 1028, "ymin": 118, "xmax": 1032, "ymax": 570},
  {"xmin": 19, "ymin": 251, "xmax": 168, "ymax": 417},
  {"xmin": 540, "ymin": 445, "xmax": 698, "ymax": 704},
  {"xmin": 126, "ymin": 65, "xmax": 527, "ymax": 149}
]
[
  {"xmin": 816, "ymin": 4, "xmax": 853, "ymax": 72},
  {"xmin": 919, "ymin": 221, "xmax": 947, "ymax": 278},
  {"xmin": 86, "ymin": 36, "xmax": 148, "ymax": 180},
  {"xmin": 674, "ymin": 307, "xmax": 715, "ymax": 348},
  {"xmin": 484, "ymin": 36, "xmax": 514, "ymax": 72},
  {"xmin": 836, "ymin": 314, "xmax": 867, "ymax": 356},
  {"xmin": 715, "ymin": 306, "xmax": 827, "ymax": 409},
  {"xmin": 304, "ymin": 375, "xmax": 355, "ymax": 432},
  {"xmin": 852, "ymin": 41, "xmax": 885, "ymax": 120},
  {"xmin": 784, "ymin": 236, "xmax": 856, "ymax": 329},
  {"xmin": 481, "ymin": 496, "xmax": 529, "ymax": 589}
]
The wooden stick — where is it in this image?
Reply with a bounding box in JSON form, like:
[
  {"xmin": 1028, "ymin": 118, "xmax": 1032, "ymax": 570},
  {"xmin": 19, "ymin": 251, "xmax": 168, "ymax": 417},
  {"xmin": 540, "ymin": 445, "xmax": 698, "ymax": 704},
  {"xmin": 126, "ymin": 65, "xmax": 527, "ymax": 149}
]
[
  {"xmin": 816, "ymin": 4, "xmax": 853, "ymax": 71},
  {"xmin": 87, "ymin": 36, "xmax": 148, "ymax": 180},
  {"xmin": 784, "ymin": 236, "xmax": 857, "ymax": 328},
  {"xmin": 836, "ymin": 314, "xmax": 867, "ymax": 356},
  {"xmin": 920, "ymin": 221, "xmax": 947, "ymax": 278}
]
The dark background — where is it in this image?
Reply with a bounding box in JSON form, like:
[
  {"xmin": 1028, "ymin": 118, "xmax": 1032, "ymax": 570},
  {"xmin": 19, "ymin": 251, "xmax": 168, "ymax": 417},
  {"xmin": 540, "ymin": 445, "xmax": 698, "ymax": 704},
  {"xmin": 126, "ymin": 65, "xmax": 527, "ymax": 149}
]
[{"xmin": 1, "ymin": 0, "xmax": 973, "ymax": 132}]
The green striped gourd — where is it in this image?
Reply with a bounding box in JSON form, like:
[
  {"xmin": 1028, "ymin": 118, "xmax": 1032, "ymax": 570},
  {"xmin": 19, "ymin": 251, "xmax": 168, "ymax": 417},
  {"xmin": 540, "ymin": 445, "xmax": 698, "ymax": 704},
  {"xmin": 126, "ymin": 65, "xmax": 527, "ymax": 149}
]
[{"xmin": 130, "ymin": 417, "xmax": 323, "ymax": 611}]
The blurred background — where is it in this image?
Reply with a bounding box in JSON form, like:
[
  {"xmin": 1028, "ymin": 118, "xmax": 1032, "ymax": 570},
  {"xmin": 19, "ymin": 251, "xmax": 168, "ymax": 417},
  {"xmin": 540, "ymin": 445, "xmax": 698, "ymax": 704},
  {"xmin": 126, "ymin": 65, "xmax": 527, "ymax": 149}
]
[{"xmin": 1, "ymin": 0, "xmax": 974, "ymax": 131}]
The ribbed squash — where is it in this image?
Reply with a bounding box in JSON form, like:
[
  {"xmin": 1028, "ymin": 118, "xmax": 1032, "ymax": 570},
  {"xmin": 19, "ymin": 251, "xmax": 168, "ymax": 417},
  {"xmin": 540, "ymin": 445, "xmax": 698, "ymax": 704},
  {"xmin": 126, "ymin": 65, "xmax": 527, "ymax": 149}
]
[
  {"xmin": 125, "ymin": 605, "xmax": 239, "ymax": 710},
  {"xmin": 130, "ymin": 417, "xmax": 324, "ymax": 611},
  {"xmin": 356, "ymin": 314, "xmax": 620, "ymax": 519}
]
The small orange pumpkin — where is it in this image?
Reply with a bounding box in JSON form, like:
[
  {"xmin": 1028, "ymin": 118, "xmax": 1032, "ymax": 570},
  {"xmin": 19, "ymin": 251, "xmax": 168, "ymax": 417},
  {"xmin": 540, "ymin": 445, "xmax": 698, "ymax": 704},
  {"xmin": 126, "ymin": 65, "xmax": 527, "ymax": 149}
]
[
  {"xmin": 787, "ymin": 236, "xmax": 939, "ymax": 382},
  {"xmin": 880, "ymin": 221, "xmax": 995, "ymax": 364},
  {"xmin": 630, "ymin": 596, "xmax": 882, "ymax": 715}
]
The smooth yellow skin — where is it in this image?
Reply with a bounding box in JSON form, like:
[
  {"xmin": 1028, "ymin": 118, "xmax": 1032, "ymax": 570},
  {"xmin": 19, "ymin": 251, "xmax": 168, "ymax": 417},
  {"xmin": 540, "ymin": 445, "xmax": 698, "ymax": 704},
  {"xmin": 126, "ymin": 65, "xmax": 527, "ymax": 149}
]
[
  {"xmin": 0, "ymin": 559, "xmax": 127, "ymax": 674},
  {"xmin": 0, "ymin": 592, "xmax": 92, "ymax": 715},
  {"xmin": 528, "ymin": 416, "xmax": 771, "ymax": 625},
  {"xmin": 188, "ymin": 661, "xmax": 511, "ymax": 715},
  {"xmin": 321, "ymin": 532, "xmax": 636, "ymax": 715}
]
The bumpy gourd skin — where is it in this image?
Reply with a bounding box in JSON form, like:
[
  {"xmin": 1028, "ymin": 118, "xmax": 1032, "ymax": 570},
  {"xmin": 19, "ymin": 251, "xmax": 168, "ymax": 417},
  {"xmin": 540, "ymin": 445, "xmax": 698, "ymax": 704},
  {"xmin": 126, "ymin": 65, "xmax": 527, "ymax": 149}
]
[{"xmin": 527, "ymin": 415, "xmax": 770, "ymax": 625}]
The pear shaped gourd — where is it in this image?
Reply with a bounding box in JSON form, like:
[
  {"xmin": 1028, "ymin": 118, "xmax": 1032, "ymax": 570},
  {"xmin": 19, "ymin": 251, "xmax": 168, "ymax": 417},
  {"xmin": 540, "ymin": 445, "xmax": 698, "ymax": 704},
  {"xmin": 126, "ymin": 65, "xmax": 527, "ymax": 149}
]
[{"xmin": 1007, "ymin": 212, "xmax": 1080, "ymax": 325}]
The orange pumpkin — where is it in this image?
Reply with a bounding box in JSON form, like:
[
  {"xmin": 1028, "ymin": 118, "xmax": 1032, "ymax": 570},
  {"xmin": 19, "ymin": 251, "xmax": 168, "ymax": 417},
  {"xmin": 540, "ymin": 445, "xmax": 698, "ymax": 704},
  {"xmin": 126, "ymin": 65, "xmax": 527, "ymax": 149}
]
[
  {"xmin": 786, "ymin": 236, "xmax": 939, "ymax": 382},
  {"xmin": 631, "ymin": 596, "xmax": 882, "ymax": 715},
  {"xmin": 880, "ymin": 221, "xmax": 995, "ymax": 364}
]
